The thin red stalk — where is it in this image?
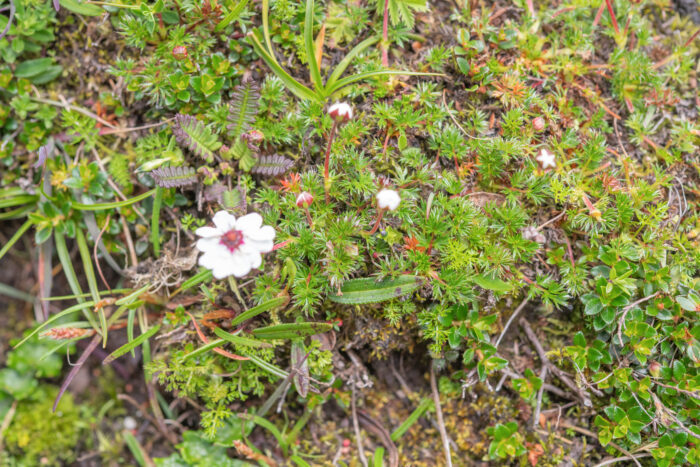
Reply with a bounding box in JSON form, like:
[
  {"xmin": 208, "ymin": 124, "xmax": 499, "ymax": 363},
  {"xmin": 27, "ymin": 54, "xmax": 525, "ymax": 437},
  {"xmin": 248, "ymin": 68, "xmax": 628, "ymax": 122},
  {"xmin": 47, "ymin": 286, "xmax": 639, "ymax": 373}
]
[
  {"xmin": 365, "ymin": 209, "xmax": 385, "ymax": 235},
  {"xmin": 187, "ymin": 312, "xmax": 248, "ymax": 361},
  {"xmin": 53, "ymin": 334, "xmax": 101, "ymax": 412},
  {"xmin": 303, "ymin": 206, "xmax": 314, "ymax": 229},
  {"xmin": 382, "ymin": 0, "xmax": 390, "ymax": 66},
  {"xmin": 272, "ymin": 239, "xmax": 293, "ymax": 251},
  {"xmin": 604, "ymin": 0, "xmax": 620, "ymax": 34},
  {"xmin": 592, "ymin": 0, "xmax": 605, "ymax": 28},
  {"xmin": 323, "ymin": 121, "xmax": 338, "ymax": 203}
]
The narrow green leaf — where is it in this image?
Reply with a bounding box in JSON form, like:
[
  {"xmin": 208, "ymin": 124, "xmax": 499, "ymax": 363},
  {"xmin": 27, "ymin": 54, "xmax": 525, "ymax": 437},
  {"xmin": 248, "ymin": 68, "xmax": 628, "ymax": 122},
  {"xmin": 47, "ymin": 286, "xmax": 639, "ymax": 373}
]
[
  {"xmin": 55, "ymin": 231, "xmax": 98, "ymax": 332},
  {"xmin": 252, "ymin": 322, "xmax": 332, "ymax": 340},
  {"xmin": 177, "ymin": 268, "xmax": 213, "ymax": 293},
  {"xmin": 231, "ymin": 296, "xmax": 287, "ymax": 326},
  {"xmin": 127, "ymin": 308, "xmax": 136, "ymax": 358},
  {"xmin": 76, "ymin": 228, "xmax": 107, "ymax": 346},
  {"xmin": 103, "ymin": 324, "xmax": 160, "ymax": 364},
  {"xmin": 213, "ymin": 327, "xmax": 273, "ymax": 348},
  {"xmin": 325, "ymin": 35, "xmax": 380, "ymax": 89},
  {"xmin": 181, "ymin": 338, "xmax": 226, "ymax": 361},
  {"xmin": 246, "ymin": 354, "xmax": 289, "ymax": 379},
  {"xmin": 0, "ymin": 194, "xmax": 38, "ymax": 209},
  {"xmin": 329, "ymin": 275, "xmax": 422, "ymax": 304},
  {"xmin": 247, "ymin": 31, "xmax": 320, "ymax": 103},
  {"xmin": 0, "ymin": 282, "xmax": 34, "ymax": 303},
  {"xmin": 115, "ymin": 285, "xmax": 151, "ymax": 306},
  {"xmin": 326, "ymin": 70, "xmax": 442, "ymax": 97},
  {"xmin": 123, "ymin": 430, "xmax": 150, "ymax": 467},
  {"xmin": 473, "ymin": 274, "xmax": 513, "ymax": 292},
  {"xmin": 72, "ymin": 189, "xmax": 156, "ymax": 210},
  {"xmin": 0, "ymin": 219, "xmax": 31, "ymax": 263},
  {"xmin": 60, "ymin": 0, "xmax": 104, "ymax": 15},
  {"xmin": 14, "ymin": 301, "xmax": 96, "ymax": 349},
  {"xmin": 261, "ymin": 0, "xmax": 277, "ymax": 65},
  {"xmin": 151, "ymin": 186, "xmax": 164, "ymax": 257},
  {"xmin": 14, "ymin": 58, "xmax": 53, "ymax": 78},
  {"xmin": 390, "ymin": 398, "xmax": 433, "ymax": 441},
  {"xmin": 304, "ymin": 0, "xmax": 323, "ymax": 92},
  {"xmin": 214, "ymin": 0, "xmax": 248, "ymax": 31}
]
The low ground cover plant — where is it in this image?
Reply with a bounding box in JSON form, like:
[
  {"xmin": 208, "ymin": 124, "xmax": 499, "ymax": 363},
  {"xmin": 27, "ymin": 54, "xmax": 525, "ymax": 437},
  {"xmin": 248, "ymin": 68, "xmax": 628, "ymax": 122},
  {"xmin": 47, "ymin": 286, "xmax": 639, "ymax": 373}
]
[{"xmin": 0, "ymin": 0, "xmax": 699, "ymax": 464}]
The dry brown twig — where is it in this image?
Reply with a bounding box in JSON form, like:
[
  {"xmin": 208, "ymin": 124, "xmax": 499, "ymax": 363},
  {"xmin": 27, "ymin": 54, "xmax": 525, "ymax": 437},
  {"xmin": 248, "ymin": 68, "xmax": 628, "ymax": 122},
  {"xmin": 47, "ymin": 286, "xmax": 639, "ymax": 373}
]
[
  {"xmin": 519, "ymin": 318, "xmax": 596, "ymax": 407},
  {"xmin": 430, "ymin": 364, "xmax": 453, "ymax": 467}
]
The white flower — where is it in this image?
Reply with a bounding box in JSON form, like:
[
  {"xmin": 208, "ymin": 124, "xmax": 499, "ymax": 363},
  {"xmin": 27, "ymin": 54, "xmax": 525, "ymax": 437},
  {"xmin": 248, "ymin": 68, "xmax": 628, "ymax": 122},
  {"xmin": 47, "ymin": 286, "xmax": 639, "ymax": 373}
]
[
  {"xmin": 328, "ymin": 102, "xmax": 353, "ymax": 123},
  {"xmin": 536, "ymin": 148, "xmax": 556, "ymax": 169},
  {"xmin": 376, "ymin": 189, "xmax": 401, "ymax": 211},
  {"xmin": 195, "ymin": 211, "xmax": 275, "ymax": 279}
]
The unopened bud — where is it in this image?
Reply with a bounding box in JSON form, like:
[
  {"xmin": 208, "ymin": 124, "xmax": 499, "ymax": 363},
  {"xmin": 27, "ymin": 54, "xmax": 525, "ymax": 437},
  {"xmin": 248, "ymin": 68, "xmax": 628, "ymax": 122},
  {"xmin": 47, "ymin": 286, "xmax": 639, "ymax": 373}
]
[
  {"xmin": 533, "ymin": 116, "xmax": 545, "ymax": 131},
  {"xmin": 172, "ymin": 46, "xmax": 188, "ymax": 60},
  {"xmin": 648, "ymin": 361, "xmax": 662, "ymax": 378},
  {"xmin": 296, "ymin": 191, "xmax": 313, "ymax": 207},
  {"xmin": 328, "ymin": 102, "xmax": 353, "ymax": 124}
]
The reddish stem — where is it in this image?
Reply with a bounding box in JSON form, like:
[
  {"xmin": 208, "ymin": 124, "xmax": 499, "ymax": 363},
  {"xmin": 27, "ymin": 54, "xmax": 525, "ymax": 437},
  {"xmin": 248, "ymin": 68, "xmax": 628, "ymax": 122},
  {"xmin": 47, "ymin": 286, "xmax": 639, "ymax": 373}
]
[
  {"xmin": 323, "ymin": 121, "xmax": 338, "ymax": 203},
  {"xmin": 381, "ymin": 0, "xmax": 390, "ymax": 67},
  {"xmin": 303, "ymin": 206, "xmax": 314, "ymax": 229},
  {"xmin": 365, "ymin": 209, "xmax": 385, "ymax": 235},
  {"xmin": 592, "ymin": 0, "xmax": 606, "ymax": 28},
  {"xmin": 525, "ymin": 0, "xmax": 535, "ymax": 18},
  {"xmin": 604, "ymin": 0, "xmax": 620, "ymax": 34}
]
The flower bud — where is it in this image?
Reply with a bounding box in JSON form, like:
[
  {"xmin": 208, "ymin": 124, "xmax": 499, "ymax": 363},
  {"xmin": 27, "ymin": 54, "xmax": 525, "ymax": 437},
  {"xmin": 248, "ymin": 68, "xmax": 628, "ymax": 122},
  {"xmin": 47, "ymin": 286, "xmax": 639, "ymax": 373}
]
[
  {"xmin": 648, "ymin": 360, "xmax": 662, "ymax": 378},
  {"xmin": 376, "ymin": 189, "xmax": 401, "ymax": 211},
  {"xmin": 296, "ymin": 191, "xmax": 314, "ymax": 208},
  {"xmin": 533, "ymin": 116, "xmax": 545, "ymax": 131},
  {"xmin": 328, "ymin": 102, "xmax": 353, "ymax": 123},
  {"xmin": 172, "ymin": 46, "xmax": 188, "ymax": 60}
]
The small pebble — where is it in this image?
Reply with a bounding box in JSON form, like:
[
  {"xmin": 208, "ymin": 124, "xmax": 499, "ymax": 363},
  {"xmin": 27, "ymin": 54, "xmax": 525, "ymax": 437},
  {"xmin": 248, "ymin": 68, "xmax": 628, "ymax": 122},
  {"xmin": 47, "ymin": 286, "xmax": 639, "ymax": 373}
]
[{"xmin": 124, "ymin": 416, "xmax": 138, "ymax": 431}]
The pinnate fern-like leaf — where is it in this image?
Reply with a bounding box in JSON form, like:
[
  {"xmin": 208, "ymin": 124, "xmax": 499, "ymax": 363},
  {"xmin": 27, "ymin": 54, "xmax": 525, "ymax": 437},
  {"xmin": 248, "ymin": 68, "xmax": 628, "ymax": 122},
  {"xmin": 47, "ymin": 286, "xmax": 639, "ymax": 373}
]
[
  {"xmin": 151, "ymin": 166, "xmax": 197, "ymax": 188},
  {"xmin": 227, "ymin": 81, "xmax": 261, "ymax": 139},
  {"xmin": 251, "ymin": 154, "xmax": 294, "ymax": 176},
  {"xmin": 173, "ymin": 114, "xmax": 222, "ymax": 161}
]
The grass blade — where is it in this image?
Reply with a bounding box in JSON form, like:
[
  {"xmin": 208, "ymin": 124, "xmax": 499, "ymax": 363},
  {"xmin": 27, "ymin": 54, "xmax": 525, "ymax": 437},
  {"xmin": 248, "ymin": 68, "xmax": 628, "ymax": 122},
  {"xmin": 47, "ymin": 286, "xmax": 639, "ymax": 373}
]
[
  {"xmin": 0, "ymin": 219, "xmax": 31, "ymax": 262},
  {"xmin": 181, "ymin": 338, "xmax": 227, "ymax": 361},
  {"xmin": 247, "ymin": 31, "xmax": 321, "ymax": 103},
  {"xmin": 214, "ymin": 0, "xmax": 248, "ymax": 32},
  {"xmin": 231, "ymin": 296, "xmax": 288, "ymax": 326},
  {"xmin": 0, "ymin": 282, "xmax": 34, "ymax": 303},
  {"xmin": 251, "ymin": 322, "xmax": 332, "ymax": 340},
  {"xmin": 304, "ymin": 0, "xmax": 323, "ymax": 92},
  {"xmin": 72, "ymin": 189, "xmax": 156, "ymax": 211},
  {"xmin": 325, "ymin": 35, "xmax": 380, "ymax": 89},
  {"xmin": 390, "ymin": 397, "xmax": 433, "ymax": 441},
  {"xmin": 151, "ymin": 186, "xmax": 164, "ymax": 257},
  {"xmin": 247, "ymin": 354, "xmax": 289, "ymax": 379},
  {"xmin": 55, "ymin": 231, "xmax": 99, "ymax": 332},
  {"xmin": 213, "ymin": 327, "xmax": 273, "ymax": 348},
  {"xmin": 76, "ymin": 228, "xmax": 107, "ymax": 346},
  {"xmin": 103, "ymin": 324, "xmax": 161, "ymax": 364},
  {"xmin": 14, "ymin": 301, "xmax": 96, "ymax": 349},
  {"xmin": 326, "ymin": 70, "xmax": 442, "ymax": 97}
]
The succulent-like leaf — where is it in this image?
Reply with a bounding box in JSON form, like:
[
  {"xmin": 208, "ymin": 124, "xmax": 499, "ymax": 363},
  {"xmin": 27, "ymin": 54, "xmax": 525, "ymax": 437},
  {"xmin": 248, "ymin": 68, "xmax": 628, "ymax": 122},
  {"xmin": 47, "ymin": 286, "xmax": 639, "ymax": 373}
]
[
  {"xmin": 150, "ymin": 166, "xmax": 197, "ymax": 188},
  {"xmin": 173, "ymin": 114, "xmax": 222, "ymax": 161},
  {"xmin": 329, "ymin": 275, "xmax": 422, "ymax": 304},
  {"xmin": 252, "ymin": 154, "xmax": 294, "ymax": 176},
  {"xmin": 227, "ymin": 81, "xmax": 260, "ymax": 139}
]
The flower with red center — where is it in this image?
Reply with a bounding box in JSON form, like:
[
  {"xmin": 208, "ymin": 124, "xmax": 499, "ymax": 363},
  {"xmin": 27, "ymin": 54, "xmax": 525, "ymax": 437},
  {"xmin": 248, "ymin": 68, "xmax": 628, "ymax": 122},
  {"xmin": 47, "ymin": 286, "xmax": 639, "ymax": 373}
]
[{"xmin": 195, "ymin": 211, "xmax": 276, "ymax": 279}]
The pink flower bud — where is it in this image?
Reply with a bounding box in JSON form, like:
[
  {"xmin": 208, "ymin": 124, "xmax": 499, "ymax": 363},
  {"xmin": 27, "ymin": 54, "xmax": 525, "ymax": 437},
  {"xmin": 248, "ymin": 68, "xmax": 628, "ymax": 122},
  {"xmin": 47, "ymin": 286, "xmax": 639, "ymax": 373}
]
[
  {"xmin": 328, "ymin": 102, "xmax": 353, "ymax": 123},
  {"xmin": 533, "ymin": 116, "xmax": 545, "ymax": 131},
  {"xmin": 296, "ymin": 191, "xmax": 314, "ymax": 207},
  {"xmin": 172, "ymin": 46, "xmax": 188, "ymax": 60}
]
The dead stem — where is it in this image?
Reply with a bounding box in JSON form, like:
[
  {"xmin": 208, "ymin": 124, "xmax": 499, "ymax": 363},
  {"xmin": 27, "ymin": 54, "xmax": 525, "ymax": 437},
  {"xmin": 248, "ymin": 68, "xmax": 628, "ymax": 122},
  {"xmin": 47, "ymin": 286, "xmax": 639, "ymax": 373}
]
[{"xmin": 430, "ymin": 364, "xmax": 453, "ymax": 467}]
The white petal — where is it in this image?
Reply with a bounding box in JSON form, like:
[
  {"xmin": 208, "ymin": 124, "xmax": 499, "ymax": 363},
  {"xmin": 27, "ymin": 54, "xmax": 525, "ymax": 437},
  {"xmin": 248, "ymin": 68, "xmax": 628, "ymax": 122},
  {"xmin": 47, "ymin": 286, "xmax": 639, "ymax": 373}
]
[
  {"xmin": 195, "ymin": 226, "xmax": 221, "ymax": 238},
  {"xmin": 238, "ymin": 244, "xmax": 263, "ymax": 269},
  {"xmin": 249, "ymin": 225, "xmax": 276, "ymax": 242},
  {"xmin": 227, "ymin": 251, "xmax": 255, "ymax": 277},
  {"xmin": 196, "ymin": 237, "xmax": 222, "ymax": 253},
  {"xmin": 245, "ymin": 238, "xmax": 274, "ymax": 253},
  {"xmin": 199, "ymin": 249, "xmax": 226, "ymax": 270},
  {"xmin": 235, "ymin": 213, "xmax": 263, "ymax": 234},
  {"xmin": 212, "ymin": 211, "xmax": 237, "ymax": 232}
]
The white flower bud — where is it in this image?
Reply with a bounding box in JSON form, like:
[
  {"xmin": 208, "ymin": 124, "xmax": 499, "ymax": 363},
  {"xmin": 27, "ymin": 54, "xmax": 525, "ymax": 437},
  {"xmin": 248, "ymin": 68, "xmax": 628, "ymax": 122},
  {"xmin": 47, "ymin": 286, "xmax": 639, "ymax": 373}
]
[
  {"xmin": 328, "ymin": 102, "xmax": 353, "ymax": 123},
  {"xmin": 376, "ymin": 189, "xmax": 401, "ymax": 211}
]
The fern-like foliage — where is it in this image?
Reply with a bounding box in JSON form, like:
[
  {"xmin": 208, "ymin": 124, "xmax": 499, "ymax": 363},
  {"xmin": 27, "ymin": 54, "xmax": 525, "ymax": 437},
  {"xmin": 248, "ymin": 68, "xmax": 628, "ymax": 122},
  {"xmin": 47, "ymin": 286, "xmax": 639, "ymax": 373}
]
[
  {"xmin": 151, "ymin": 166, "xmax": 197, "ymax": 188},
  {"xmin": 173, "ymin": 114, "xmax": 222, "ymax": 162},
  {"xmin": 227, "ymin": 81, "xmax": 260, "ymax": 140},
  {"xmin": 252, "ymin": 154, "xmax": 294, "ymax": 176}
]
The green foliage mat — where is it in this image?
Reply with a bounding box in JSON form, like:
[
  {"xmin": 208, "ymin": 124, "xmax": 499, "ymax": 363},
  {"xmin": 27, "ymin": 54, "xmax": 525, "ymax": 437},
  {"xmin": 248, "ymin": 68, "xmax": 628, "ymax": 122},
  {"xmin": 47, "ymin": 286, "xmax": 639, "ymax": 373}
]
[{"xmin": 0, "ymin": 0, "xmax": 699, "ymax": 464}]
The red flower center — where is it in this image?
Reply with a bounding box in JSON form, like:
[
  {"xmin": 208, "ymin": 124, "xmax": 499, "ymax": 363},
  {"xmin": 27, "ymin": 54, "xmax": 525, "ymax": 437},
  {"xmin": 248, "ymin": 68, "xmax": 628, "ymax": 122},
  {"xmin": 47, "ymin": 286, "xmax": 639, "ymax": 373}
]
[{"xmin": 220, "ymin": 229, "xmax": 244, "ymax": 252}]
